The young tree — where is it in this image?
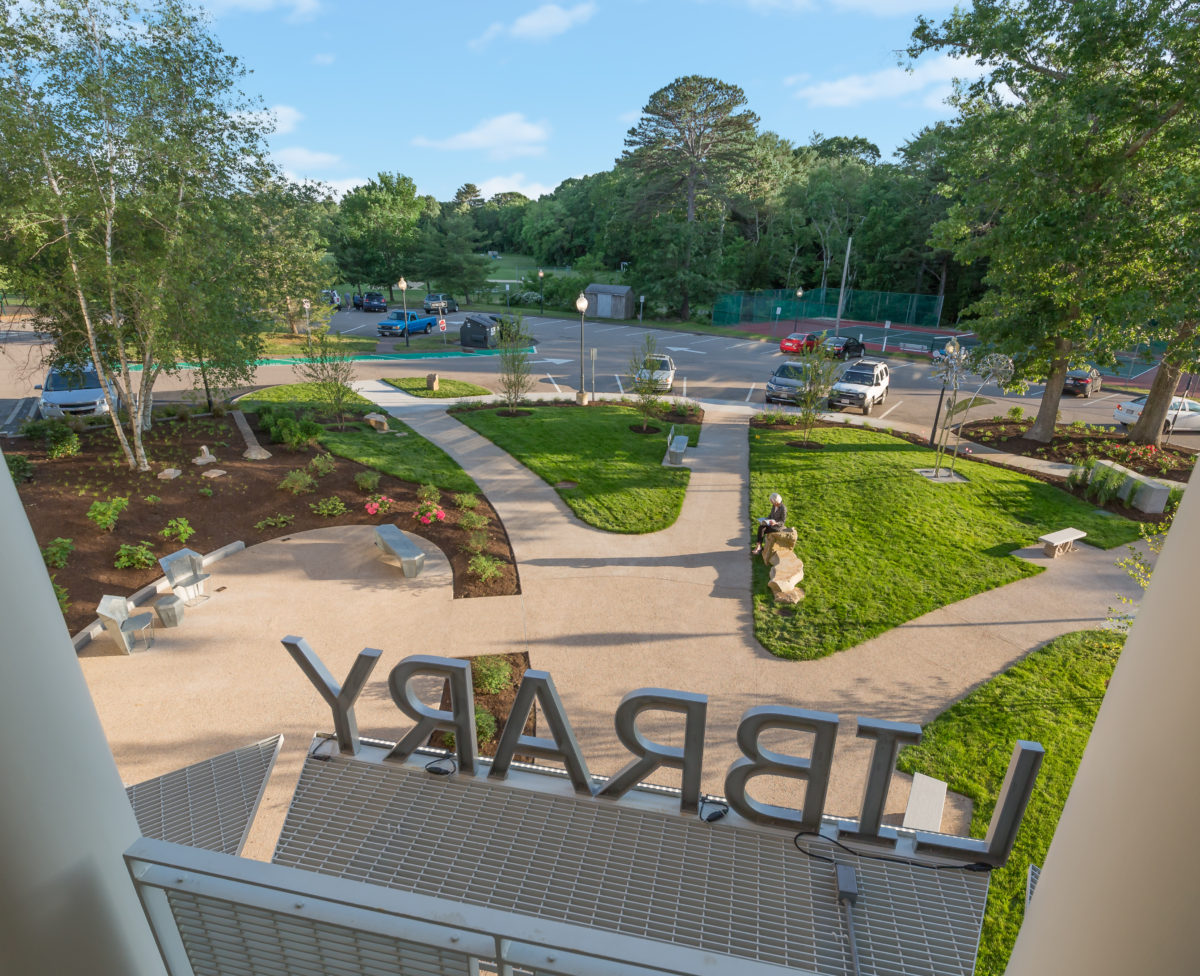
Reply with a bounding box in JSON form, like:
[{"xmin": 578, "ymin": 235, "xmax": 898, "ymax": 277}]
[
  {"xmin": 496, "ymin": 313, "xmax": 534, "ymax": 413},
  {"xmin": 788, "ymin": 336, "xmax": 843, "ymax": 448},
  {"xmin": 628, "ymin": 334, "xmax": 665, "ymax": 431},
  {"xmin": 294, "ymin": 329, "xmax": 356, "ymax": 430}
]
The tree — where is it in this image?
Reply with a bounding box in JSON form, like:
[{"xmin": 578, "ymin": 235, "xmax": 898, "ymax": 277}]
[
  {"xmin": 293, "ymin": 329, "xmax": 356, "ymax": 429},
  {"xmin": 332, "ymin": 173, "xmax": 423, "ymax": 299},
  {"xmin": 621, "ymin": 76, "xmax": 759, "ymax": 319},
  {"xmin": 496, "ymin": 313, "xmax": 534, "ymax": 413},
  {"xmin": 628, "ymin": 334, "xmax": 665, "ymax": 431},
  {"xmin": 417, "ymin": 214, "xmax": 491, "ymax": 302},
  {"xmin": 787, "ymin": 338, "xmax": 844, "ymax": 448},
  {"xmin": 911, "ymin": 0, "xmax": 1200, "ymax": 443},
  {"xmin": 0, "ymin": 0, "xmax": 274, "ymax": 470},
  {"xmin": 451, "ymin": 183, "xmax": 484, "ymax": 214}
]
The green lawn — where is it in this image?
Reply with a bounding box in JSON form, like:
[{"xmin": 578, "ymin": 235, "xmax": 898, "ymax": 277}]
[
  {"xmin": 383, "ymin": 376, "xmax": 492, "ymax": 398},
  {"xmin": 749, "ymin": 425, "xmax": 1140, "ymax": 659},
  {"xmin": 259, "ymin": 331, "xmax": 379, "ymax": 358},
  {"xmin": 454, "ymin": 403, "xmax": 700, "ymax": 532},
  {"xmin": 897, "ymin": 629, "xmax": 1123, "ymax": 976},
  {"xmin": 237, "ymin": 382, "xmax": 375, "ymax": 414},
  {"xmin": 319, "ymin": 422, "xmax": 478, "ymax": 493}
]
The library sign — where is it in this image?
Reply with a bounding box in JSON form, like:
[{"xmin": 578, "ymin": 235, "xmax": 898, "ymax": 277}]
[{"xmin": 284, "ymin": 637, "xmax": 1042, "ymax": 867}]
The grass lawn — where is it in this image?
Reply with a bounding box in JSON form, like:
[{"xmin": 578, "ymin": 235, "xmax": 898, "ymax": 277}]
[
  {"xmin": 749, "ymin": 425, "xmax": 1141, "ymax": 660},
  {"xmin": 383, "ymin": 376, "xmax": 492, "ymax": 398},
  {"xmin": 259, "ymin": 331, "xmax": 379, "ymax": 358},
  {"xmin": 237, "ymin": 382, "xmax": 375, "ymax": 414},
  {"xmin": 454, "ymin": 403, "xmax": 700, "ymax": 533},
  {"xmin": 318, "ymin": 422, "xmax": 478, "ymax": 494},
  {"xmin": 897, "ymin": 629, "xmax": 1123, "ymax": 975}
]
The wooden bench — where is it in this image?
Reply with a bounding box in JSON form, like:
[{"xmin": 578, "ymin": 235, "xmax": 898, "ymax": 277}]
[
  {"xmin": 902, "ymin": 772, "xmax": 947, "ymax": 832},
  {"xmin": 374, "ymin": 524, "xmax": 426, "ymax": 578},
  {"xmin": 1038, "ymin": 527, "xmax": 1087, "ymax": 558},
  {"xmin": 667, "ymin": 424, "xmax": 689, "ymax": 465}
]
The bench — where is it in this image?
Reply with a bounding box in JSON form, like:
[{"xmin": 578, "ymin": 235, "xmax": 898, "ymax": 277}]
[
  {"xmin": 1038, "ymin": 527, "xmax": 1087, "ymax": 558},
  {"xmin": 158, "ymin": 548, "xmax": 211, "ymax": 605},
  {"xmin": 902, "ymin": 772, "xmax": 947, "ymax": 832},
  {"xmin": 96, "ymin": 595, "xmax": 155, "ymax": 654},
  {"xmin": 667, "ymin": 424, "xmax": 689, "ymax": 465},
  {"xmin": 374, "ymin": 524, "xmax": 426, "ymax": 578}
]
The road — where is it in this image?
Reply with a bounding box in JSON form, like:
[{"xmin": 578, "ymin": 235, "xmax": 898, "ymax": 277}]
[{"xmin": 4, "ymin": 308, "xmax": 1197, "ymax": 450}]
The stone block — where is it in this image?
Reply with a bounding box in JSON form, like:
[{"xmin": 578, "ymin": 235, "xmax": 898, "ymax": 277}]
[
  {"xmin": 364, "ymin": 412, "xmax": 390, "ymax": 433},
  {"xmin": 201, "ymin": 468, "xmax": 226, "ymax": 479},
  {"xmin": 426, "ymin": 373, "xmax": 439, "ymax": 391},
  {"xmin": 1090, "ymin": 459, "xmax": 1172, "ymax": 515},
  {"xmin": 768, "ymin": 552, "xmax": 805, "ymax": 595},
  {"xmin": 773, "ymin": 587, "xmax": 805, "ymax": 604},
  {"xmin": 157, "ymin": 468, "xmax": 182, "ymax": 481},
  {"xmin": 762, "ymin": 527, "xmax": 798, "ymax": 564}
]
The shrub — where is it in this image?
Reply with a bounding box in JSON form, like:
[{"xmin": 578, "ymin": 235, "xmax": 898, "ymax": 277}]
[
  {"xmin": 1088, "ymin": 465, "xmax": 1124, "ymax": 506},
  {"xmin": 354, "ymin": 470, "xmax": 381, "ymax": 492},
  {"xmin": 460, "ymin": 530, "xmax": 489, "ymax": 555},
  {"xmin": 413, "ymin": 500, "xmax": 446, "ymax": 525},
  {"xmin": 475, "ymin": 706, "xmax": 498, "ymax": 744},
  {"xmin": 52, "ymin": 577, "xmax": 69, "ymax": 614},
  {"xmin": 254, "ymin": 513, "xmax": 295, "ymax": 531},
  {"xmin": 42, "ymin": 423, "xmax": 81, "ymax": 459},
  {"xmin": 1006, "ymin": 405, "xmax": 1025, "ymax": 421},
  {"xmin": 278, "ymin": 469, "xmax": 316, "ymax": 494},
  {"xmin": 458, "ymin": 510, "xmax": 489, "ymax": 532},
  {"xmin": 417, "ymin": 483, "xmax": 441, "ymax": 506},
  {"xmin": 6, "ymin": 454, "xmax": 34, "ymax": 482},
  {"xmin": 453, "ymin": 491, "xmax": 478, "ymax": 510},
  {"xmin": 468, "ymin": 553, "xmax": 503, "ymax": 582},
  {"xmin": 114, "ymin": 541, "xmax": 155, "ymax": 569},
  {"xmin": 472, "ymin": 655, "xmax": 512, "ymax": 695},
  {"xmin": 198, "ymin": 486, "xmax": 214, "ymax": 497},
  {"xmin": 42, "ymin": 537, "xmax": 74, "ymax": 569},
  {"xmin": 365, "ymin": 494, "xmax": 396, "ymax": 516},
  {"xmin": 143, "ymin": 493, "xmax": 161, "ymax": 505},
  {"xmin": 308, "ymin": 452, "xmax": 336, "ymax": 478},
  {"xmin": 159, "ymin": 517, "xmax": 195, "ymax": 545},
  {"xmin": 86, "ymin": 495, "xmax": 129, "ymax": 532},
  {"xmin": 210, "ymin": 401, "xmax": 229, "ymax": 417},
  {"xmin": 310, "ymin": 495, "xmax": 348, "ymax": 517}
]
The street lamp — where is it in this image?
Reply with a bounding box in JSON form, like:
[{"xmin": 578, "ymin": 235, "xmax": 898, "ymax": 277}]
[
  {"xmin": 793, "ymin": 287, "xmax": 804, "ymax": 331},
  {"xmin": 397, "ymin": 277, "xmax": 409, "ymax": 348},
  {"xmin": 301, "ymin": 298, "xmax": 311, "ymax": 334},
  {"xmin": 575, "ymin": 292, "xmax": 588, "ymax": 404},
  {"xmin": 538, "ymin": 269, "xmax": 544, "ymax": 316}
]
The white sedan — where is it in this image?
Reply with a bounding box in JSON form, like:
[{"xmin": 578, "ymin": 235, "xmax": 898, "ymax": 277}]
[
  {"xmin": 633, "ymin": 355, "xmax": 676, "ymax": 392},
  {"xmin": 1113, "ymin": 395, "xmax": 1200, "ymax": 433}
]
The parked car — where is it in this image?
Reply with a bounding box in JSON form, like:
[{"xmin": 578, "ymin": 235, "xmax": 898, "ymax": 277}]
[
  {"xmin": 321, "ymin": 289, "xmax": 342, "ymax": 310},
  {"xmin": 779, "ymin": 332, "xmax": 819, "ymax": 354},
  {"xmin": 822, "ymin": 335, "xmax": 866, "ymax": 360},
  {"xmin": 633, "ymin": 354, "xmax": 676, "ymax": 393},
  {"xmin": 828, "ymin": 358, "xmax": 890, "ymax": 415},
  {"xmin": 36, "ymin": 363, "xmax": 119, "ymax": 419},
  {"xmin": 765, "ymin": 361, "xmax": 835, "ymax": 404},
  {"xmin": 1113, "ymin": 395, "xmax": 1200, "ymax": 433},
  {"xmin": 1063, "ymin": 367, "xmax": 1103, "ymax": 397},
  {"xmin": 362, "ymin": 292, "xmax": 387, "ymax": 313},
  {"xmin": 377, "ymin": 310, "xmax": 439, "ymax": 337},
  {"xmin": 423, "ymin": 293, "xmax": 459, "ymax": 313}
]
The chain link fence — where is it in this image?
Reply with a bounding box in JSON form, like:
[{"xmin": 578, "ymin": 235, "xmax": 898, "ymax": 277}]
[{"xmin": 713, "ymin": 287, "xmax": 944, "ymax": 329}]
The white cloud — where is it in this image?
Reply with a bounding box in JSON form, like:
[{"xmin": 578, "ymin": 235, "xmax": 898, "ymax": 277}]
[
  {"xmin": 793, "ymin": 56, "xmax": 981, "ymax": 108},
  {"xmin": 412, "ymin": 113, "xmax": 550, "ymax": 160},
  {"xmin": 470, "ymin": 3, "xmax": 595, "ymax": 47},
  {"xmin": 205, "ymin": 0, "xmax": 320, "ymax": 22},
  {"xmin": 270, "ymin": 104, "xmax": 303, "ymax": 134},
  {"xmin": 618, "ymin": 109, "xmax": 640, "ymax": 123},
  {"xmin": 312, "ymin": 52, "xmax": 335, "ymax": 65},
  {"xmin": 782, "ymin": 72, "xmax": 810, "ymax": 87},
  {"xmin": 273, "ymin": 146, "xmax": 342, "ymax": 170},
  {"xmin": 478, "ymin": 173, "xmax": 557, "ymax": 200}
]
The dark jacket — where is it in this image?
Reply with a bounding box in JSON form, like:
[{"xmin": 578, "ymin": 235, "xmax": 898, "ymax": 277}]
[{"xmin": 766, "ymin": 500, "xmax": 787, "ymax": 526}]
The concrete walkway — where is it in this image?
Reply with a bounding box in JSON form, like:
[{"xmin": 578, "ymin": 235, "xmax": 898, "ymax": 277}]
[{"xmin": 77, "ymin": 387, "xmax": 1147, "ymax": 860}]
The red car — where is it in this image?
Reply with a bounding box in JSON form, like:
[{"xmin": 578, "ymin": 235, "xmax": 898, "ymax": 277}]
[{"xmin": 779, "ymin": 332, "xmax": 819, "ymax": 354}]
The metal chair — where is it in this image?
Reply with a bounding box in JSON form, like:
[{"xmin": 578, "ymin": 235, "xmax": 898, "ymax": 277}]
[
  {"xmin": 158, "ymin": 548, "xmax": 211, "ymax": 606},
  {"xmin": 96, "ymin": 595, "xmax": 155, "ymax": 654}
]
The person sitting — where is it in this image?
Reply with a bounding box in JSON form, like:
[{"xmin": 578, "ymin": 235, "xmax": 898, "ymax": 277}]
[{"xmin": 752, "ymin": 492, "xmax": 787, "ymax": 554}]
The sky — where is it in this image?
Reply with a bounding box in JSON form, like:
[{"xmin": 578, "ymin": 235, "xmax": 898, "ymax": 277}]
[{"xmin": 200, "ymin": 0, "xmax": 973, "ymax": 202}]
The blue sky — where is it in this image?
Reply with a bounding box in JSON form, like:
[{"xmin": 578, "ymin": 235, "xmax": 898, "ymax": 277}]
[{"xmin": 202, "ymin": 0, "xmax": 971, "ymax": 201}]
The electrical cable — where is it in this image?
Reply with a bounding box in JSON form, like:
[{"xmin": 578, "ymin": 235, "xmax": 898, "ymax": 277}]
[
  {"xmin": 698, "ymin": 798, "xmax": 729, "ymax": 822},
  {"xmin": 425, "ymin": 754, "xmax": 457, "ymax": 776},
  {"xmin": 792, "ymin": 830, "xmax": 992, "ymax": 873}
]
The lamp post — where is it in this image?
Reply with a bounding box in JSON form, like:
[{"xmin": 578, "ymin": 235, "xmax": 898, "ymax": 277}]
[
  {"xmin": 575, "ymin": 292, "xmax": 588, "ymax": 404},
  {"xmin": 397, "ymin": 277, "xmax": 409, "ymax": 348},
  {"xmin": 302, "ymin": 298, "xmax": 311, "ymax": 334},
  {"xmin": 793, "ymin": 287, "xmax": 804, "ymax": 331},
  {"xmin": 538, "ymin": 269, "xmax": 544, "ymax": 316}
]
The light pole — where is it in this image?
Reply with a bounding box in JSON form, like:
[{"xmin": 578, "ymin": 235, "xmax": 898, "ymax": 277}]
[
  {"xmin": 538, "ymin": 269, "xmax": 544, "ymax": 316},
  {"xmin": 397, "ymin": 277, "xmax": 409, "ymax": 348},
  {"xmin": 575, "ymin": 292, "xmax": 588, "ymax": 404},
  {"xmin": 302, "ymin": 298, "xmax": 311, "ymax": 334},
  {"xmin": 793, "ymin": 287, "xmax": 804, "ymax": 331}
]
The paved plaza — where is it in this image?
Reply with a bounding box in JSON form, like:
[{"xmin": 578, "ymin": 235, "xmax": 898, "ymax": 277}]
[{"xmin": 77, "ymin": 389, "xmax": 1145, "ymax": 860}]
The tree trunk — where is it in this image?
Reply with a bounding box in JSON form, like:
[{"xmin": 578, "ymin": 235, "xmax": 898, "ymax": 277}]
[
  {"xmin": 1128, "ymin": 321, "xmax": 1197, "ymax": 445},
  {"xmin": 1026, "ymin": 337, "xmax": 1072, "ymax": 443}
]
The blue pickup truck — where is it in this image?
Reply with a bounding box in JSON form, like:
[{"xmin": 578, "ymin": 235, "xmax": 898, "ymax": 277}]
[{"xmin": 377, "ymin": 309, "xmax": 440, "ymax": 337}]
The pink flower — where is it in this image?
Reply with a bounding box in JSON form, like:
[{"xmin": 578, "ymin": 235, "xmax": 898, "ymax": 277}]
[
  {"xmin": 435, "ymin": 509, "xmax": 445, "ymax": 520},
  {"xmin": 419, "ymin": 515, "xmax": 431, "ymax": 525},
  {"xmin": 365, "ymin": 502, "xmax": 379, "ymax": 515}
]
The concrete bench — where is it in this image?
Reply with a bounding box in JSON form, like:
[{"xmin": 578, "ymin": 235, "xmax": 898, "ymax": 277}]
[
  {"xmin": 1038, "ymin": 527, "xmax": 1086, "ymax": 558},
  {"xmin": 374, "ymin": 524, "xmax": 426, "ymax": 578},
  {"xmin": 902, "ymin": 772, "xmax": 947, "ymax": 832},
  {"xmin": 667, "ymin": 425, "xmax": 689, "ymax": 465},
  {"xmin": 158, "ymin": 548, "xmax": 211, "ymax": 605}
]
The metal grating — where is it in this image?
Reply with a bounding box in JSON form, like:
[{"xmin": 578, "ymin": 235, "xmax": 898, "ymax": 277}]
[
  {"xmin": 273, "ymin": 750, "xmax": 988, "ymax": 976},
  {"xmin": 1025, "ymin": 863, "xmax": 1041, "ymax": 909},
  {"xmin": 127, "ymin": 735, "xmax": 282, "ymax": 855},
  {"xmin": 167, "ymin": 889, "xmax": 474, "ymax": 976}
]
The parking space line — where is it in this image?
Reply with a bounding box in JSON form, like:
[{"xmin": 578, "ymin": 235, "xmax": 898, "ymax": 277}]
[
  {"xmin": 878, "ymin": 401, "xmax": 902, "ymax": 420},
  {"xmin": 24, "ymin": 398, "xmax": 38, "ymax": 421},
  {"xmin": 1093, "ymin": 393, "xmax": 1119, "ymax": 402},
  {"xmin": 682, "ymin": 377, "xmax": 687, "ymax": 398},
  {"xmin": 3, "ymin": 397, "xmax": 30, "ymax": 428},
  {"xmin": 745, "ymin": 384, "xmax": 756, "ymax": 402},
  {"xmin": 340, "ymin": 323, "xmax": 375, "ymax": 334},
  {"xmin": 614, "ymin": 374, "xmax": 624, "ymax": 394},
  {"xmin": 545, "ymin": 374, "xmax": 561, "ymax": 393}
]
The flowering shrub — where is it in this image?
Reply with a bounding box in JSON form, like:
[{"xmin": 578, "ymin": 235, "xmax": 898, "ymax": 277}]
[
  {"xmin": 364, "ymin": 494, "xmax": 396, "ymax": 516},
  {"xmin": 413, "ymin": 500, "xmax": 446, "ymax": 525}
]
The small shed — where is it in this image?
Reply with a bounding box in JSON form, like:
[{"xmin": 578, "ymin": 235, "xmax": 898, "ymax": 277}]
[{"xmin": 583, "ymin": 283, "xmax": 635, "ymax": 320}]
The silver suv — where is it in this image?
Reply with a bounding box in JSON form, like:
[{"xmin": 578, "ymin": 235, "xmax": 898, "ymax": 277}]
[{"xmin": 828, "ymin": 358, "xmax": 889, "ymax": 415}]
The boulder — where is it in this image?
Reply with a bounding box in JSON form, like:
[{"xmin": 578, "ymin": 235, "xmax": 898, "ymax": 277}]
[
  {"xmin": 426, "ymin": 373, "xmax": 439, "ymax": 391},
  {"xmin": 201, "ymin": 468, "xmax": 226, "ymax": 479},
  {"xmin": 192, "ymin": 445, "xmax": 217, "ymax": 465},
  {"xmin": 364, "ymin": 412, "xmax": 390, "ymax": 433},
  {"xmin": 773, "ymin": 587, "xmax": 805, "ymax": 605},
  {"xmin": 157, "ymin": 468, "xmax": 182, "ymax": 481},
  {"xmin": 762, "ymin": 526, "xmax": 798, "ymax": 564},
  {"xmin": 768, "ymin": 551, "xmax": 805, "ymax": 596}
]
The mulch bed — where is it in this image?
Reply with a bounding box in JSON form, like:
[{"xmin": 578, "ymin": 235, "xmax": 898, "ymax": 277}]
[
  {"xmin": 10, "ymin": 414, "xmax": 520, "ymax": 638},
  {"xmin": 429, "ymin": 651, "xmax": 536, "ymax": 759},
  {"xmin": 960, "ymin": 418, "xmax": 1195, "ymax": 483},
  {"xmin": 450, "ymin": 399, "xmax": 706, "ymax": 427}
]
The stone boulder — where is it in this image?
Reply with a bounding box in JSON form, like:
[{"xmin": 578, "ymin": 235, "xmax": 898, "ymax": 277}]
[
  {"xmin": 426, "ymin": 373, "xmax": 439, "ymax": 391},
  {"xmin": 761, "ymin": 526, "xmax": 798, "ymax": 565},
  {"xmin": 364, "ymin": 412, "xmax": 390, "ymax": 433},
  {"xmin": 768, "ymin": 551, "xmax": 805, "ymax": 600}
]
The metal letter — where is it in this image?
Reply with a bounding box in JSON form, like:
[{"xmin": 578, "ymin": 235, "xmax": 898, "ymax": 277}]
[
  {"xmin": 385, "ymin": 656, "xmax": 477, "ymax": 774},
  {"xmin": 724, "ymin": 706, "xmax": 839, "ymax": 831},
  {"xmin": 852, "ymin": 716, "xmax": 923, "ymax": 837},
  {"xmin": 282, "ymin": 636, "xmax": 381, "ymax": 755},
  {"xmin": 596, "ymin": 689, "xmax": 707, "ymax": 813},
  {"xmin": 489, "ymin": 670, "xmax": 593, "ymax": 795},
  {"xmin": 983, "ymin": 740, "xmax": 1044, "ymax": 865}
]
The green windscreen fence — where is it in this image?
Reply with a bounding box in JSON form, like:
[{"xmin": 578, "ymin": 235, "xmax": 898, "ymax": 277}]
[{"xmin": 713, "ymin": 287, "xmax": 944, "ymax": 328}]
